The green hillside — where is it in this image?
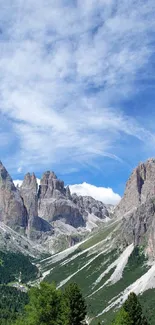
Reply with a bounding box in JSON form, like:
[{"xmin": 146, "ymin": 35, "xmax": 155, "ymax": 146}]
[
  {"xmin": 0, "ymin": 251, "xmax": 39, "ymax": 284},
  {"xmin": 0, "ymin": 221, "xmax": 155, "ymax": 325},
  {"xmin": 0, "ymin": 251, "xmax": 40, "ymax": 325},
  {"xmin": 38, "ymin": 220, "xmax": 155, "ymax": 324}
]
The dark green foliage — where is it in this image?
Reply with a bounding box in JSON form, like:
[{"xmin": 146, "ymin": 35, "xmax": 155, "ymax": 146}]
[
  {"xmin": 126, "ymin": 247, "xmax": 147, "ymax": 270},
  {"xmin": 139, "ymin": 289, "xmax": 155, "ymax": 325},
  {"xmin": 0, "ymin": 251, "xmax": 38, "ymax": 284},
  {"xmin": 112, "ymin": 293, "xmax": 149, "ymax": 325},
  {"xmin": 14, "ymin": 282, "xmax": 87, "ymax": 325},
  {"xmin": 87, "ymin": 247, "xmax": 147, "ymax": 324},
  {"xmin": 15, "ymin": 282, "xmax": 68, "ymax": 325},
  {"xmin": 123, "ymin": 292, "xmax": 149, "ymax": 325},
  {"xmin": 64, "ymin": 282, "xmax": 87, "ymax": 325},
  {"xmin": 0, "ymin": 285, "xmax": 29, "ymax": 325},
  {"xmin": 112, "ymin": 307, "xmax": 132, "ymax": 325}
]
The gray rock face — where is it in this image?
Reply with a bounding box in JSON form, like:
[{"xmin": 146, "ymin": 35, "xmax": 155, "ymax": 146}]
[
  {"xmin": 38, "ymin": 171, "xmax": 66, "ymax": 199},
  {"xmin": 115, "ymin": 158, "xmax": 155, "ymax": 217},
  {"xmin": 72, "ymin": 194, "xmax": 109, "ymax": 219},
  {"xmin": 38, "ymin": 172, "xmax": 85, "ymax": 228},
  {"xmin": 66, "ymin": 186, "xmax": 72, "ymax": 200},
  {"xmin": 0, "ymin": 161, "xmax": 28, "ymax": 231},
  {"xmin": 118, "ymin": 197, "xmax": 155, "ymax": 259},
  {"xmin": 114, "ymin": 158, "xmax": 155, "ymax": 259},
  {"xmin": 0, "ymin": 220, "xmax": 46, "ymax": 257},
  {"xmin": 0, "ymin": 162, "xmax": 52, "ymax": 237},
  {"xmin": 20, "ymin": 173, "xmax": 38, "ymax": 218},
  {"xmin": 0, "ymin": 161, "xmax": 114, "ymax": 253},
  {"xmin": 20, "ymin": 172, "xmax": 53, "ymax": 237}
]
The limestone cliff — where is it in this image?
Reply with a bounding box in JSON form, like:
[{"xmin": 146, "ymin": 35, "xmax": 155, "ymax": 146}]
[
  {"xmin": 115, "ymin": 158, "xmax": 155, "ymax": 217},
  {"xmin": 38, "ymin": 171, "xmax": 85, "ymax": 228},
  {"xmin": 0, "ymin": 161, "xmax": 28, "ymax": 232},
  {"xmin": 115, "ymin": 158, "xmax": 155, "ymax": 259}
]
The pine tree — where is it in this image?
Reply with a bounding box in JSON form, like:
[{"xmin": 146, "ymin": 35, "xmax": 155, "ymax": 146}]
[
  {"xmin": 64, "ymin": 282, "xmax": 87, "ymax": 325},
  {"xmin": 15, "ymin": 282, "xmax": 68, "ymax": 325},
  {"xmin": 123, "ymin": 292, "xmax": 149, "ymax": 325},
  {"xmin": 112, "ymin": 307, "xmax": 132, "ymax": 325}
]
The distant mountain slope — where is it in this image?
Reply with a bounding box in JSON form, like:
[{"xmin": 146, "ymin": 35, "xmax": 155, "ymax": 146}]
[
  {"xmin": 1, "ymin": 158, "xmax": 155, "ymax": 323},
  {"xmin": 37, "ymin": 219, "xmax": 154, "ymax": 324},
  {"xmin": 36, "ymin": 158, "xmax": 155, "ymax": 324}
]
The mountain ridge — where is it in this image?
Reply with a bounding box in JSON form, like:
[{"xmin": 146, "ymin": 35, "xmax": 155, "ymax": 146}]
[
  {"xmin": 0, "ymin": 161, "xmax": 111, "ymax": 255},
  {"xmin": 2, "ymin": 158, "xmax": 155, "ymax": 323}
]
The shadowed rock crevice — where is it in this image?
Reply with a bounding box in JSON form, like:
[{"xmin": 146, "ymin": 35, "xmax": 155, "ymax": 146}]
[{"xmin": 136, "ymin": 165, "xmax": 146, "ymax": 197}]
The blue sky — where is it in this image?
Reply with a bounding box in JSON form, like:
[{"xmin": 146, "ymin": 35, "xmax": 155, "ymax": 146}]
[{"xmin": 1, "ymin": 0, "xmax": 155, "ymax": 204}]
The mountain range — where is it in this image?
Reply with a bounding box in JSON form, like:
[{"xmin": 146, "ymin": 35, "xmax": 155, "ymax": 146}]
[
  {"xmin": 1, "ymin": 158, "xmax": 155, "ymax": 324},
  {"xmin": 0, "ymin": 161, "xmax": 110, "ymax": 255}
]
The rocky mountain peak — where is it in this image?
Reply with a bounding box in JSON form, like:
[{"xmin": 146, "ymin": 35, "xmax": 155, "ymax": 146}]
[
  {"xmin": 0, "ymin": 161, "xmax": 114, "ymax": 253},
  {"xmin": 66, "ymin": 185, "xmax": 72, "ymax": 199},
  {"xmin": 72, "ymin": 194, "xmax": 109, "ymax": 219},
  {"xmin": 0, "ymin": 161, "xmax": 15, "ymax": 191},
  {"xmin": 38, "ymin": 171, "xmax": 85, "ymax": 227},
  {"xmin": 115, "ymin": 158, "xmax": 155, "ymax": 217},
  {"xmin": 38, "ymin": 171, "xmax": 65, "ymax": 199},
  {"xmin": 20, "ymin": 173, "xmax": 38, "ymax": 219},
  {"xmin": 21, "ymin": 172, "xmax": 38, "ymax": 193},
  {"xmin": 0, "ymin": 161, "xmax": 28, "ymax": 229}
]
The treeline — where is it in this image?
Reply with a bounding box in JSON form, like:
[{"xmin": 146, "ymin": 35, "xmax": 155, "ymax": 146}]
[
  {"xmin": 0, "ymin": 251, "xmax": 38, "ymax": 284},
  {"xmin": 0, "ymin": 286, "xmax": 28, "ymax": 325},
  {"xmin": 0, "ymin": 280, "xmax": 150, "ymax": 325},
  {"xmin": 14, "ymin": 282, "xmax": 87, "ymax": 325},
  {"xmin": 13, "ymin": 281, "xmax": 149, "ymax": 325}
]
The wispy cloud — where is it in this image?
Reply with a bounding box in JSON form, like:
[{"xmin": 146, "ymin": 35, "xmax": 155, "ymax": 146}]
[{"xmin": 0, "ymin": 0, "xmax": 155, "ymax": 173}]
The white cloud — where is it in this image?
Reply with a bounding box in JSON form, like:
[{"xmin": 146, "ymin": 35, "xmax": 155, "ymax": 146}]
[
  {"xmin": 13, "ymin": 177, "xmax": 120, "ymax": 205},
  {"xmin": 69, "ymin": 182, "xmax": 121, "ymax": 205},
  {"xmin": 0, "ymin": 0, "xmax": 155, "ymax": 172},
  {"xmin": 13, "ymin": 178, "xmax": 40, "ymax": 187},
  {"xmin": 13, "ymin": 180, "xmax": 23, "ymax": 187}
]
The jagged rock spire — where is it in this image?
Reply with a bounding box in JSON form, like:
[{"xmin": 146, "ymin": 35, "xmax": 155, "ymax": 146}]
[
  {"xmin": 20, "ymin": 173, "xmax": 38, "ymax": 218},
  {"xmin": 21, "ymin": 172, "xmax": 38, "ymax": 193},
  {"xmin": 0, "ymin": 162, "xmax": 28, "ymax": 229},
  {"xmin": 38, "ymin": 170, "xmax": 65, "ymax": 199},
  {"xmin": 0, "ymin": 160, "xmax": 15, "ymax": 191}
]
